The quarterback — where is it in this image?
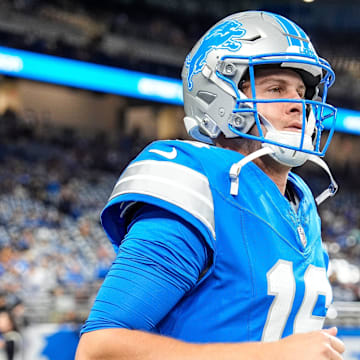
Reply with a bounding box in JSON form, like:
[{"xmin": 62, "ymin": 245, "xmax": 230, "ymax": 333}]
[{"xmin": 76, "ymin": 10, "xmax": 345, "ymax": 360}]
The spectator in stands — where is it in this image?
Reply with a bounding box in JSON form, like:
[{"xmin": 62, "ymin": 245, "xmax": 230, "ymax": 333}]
[{"xmin": 0, "ymin": 310, "xmax": 22, "ymax": 360}]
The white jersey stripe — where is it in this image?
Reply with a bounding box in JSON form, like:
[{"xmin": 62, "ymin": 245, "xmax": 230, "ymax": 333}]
[{"xmin": 110, "ymin": 160, "xmax": 215, "ymax": 238}]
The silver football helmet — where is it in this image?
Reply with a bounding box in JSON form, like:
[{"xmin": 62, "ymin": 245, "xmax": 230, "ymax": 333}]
[{"xmin": 182, "ymin": 10, "xmax": 337, "ymax": 170}]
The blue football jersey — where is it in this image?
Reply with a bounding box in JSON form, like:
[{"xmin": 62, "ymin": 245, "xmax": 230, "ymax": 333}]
[{"xmin": 101, "ymin": 139, "xmax": 332, "ymax": 343}]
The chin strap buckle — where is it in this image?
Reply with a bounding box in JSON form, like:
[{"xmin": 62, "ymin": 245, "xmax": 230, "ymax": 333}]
[
  {"xmin": 229, "ymin": 147, "xmax": 274, "ymax": 196},
  {"xmin": 307, "ymin": 155, "xmax": 338, "ymax": 205}
]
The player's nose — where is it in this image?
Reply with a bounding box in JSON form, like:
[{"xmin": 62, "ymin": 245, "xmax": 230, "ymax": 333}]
[{"xmin": 286, "ymin": 90, "xmax": 304, "ymax": 115}]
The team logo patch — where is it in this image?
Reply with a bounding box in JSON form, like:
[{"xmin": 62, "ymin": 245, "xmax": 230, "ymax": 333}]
[{"xmin": 185, "ymin": 20, "xmax": 246, "ymax": 91}]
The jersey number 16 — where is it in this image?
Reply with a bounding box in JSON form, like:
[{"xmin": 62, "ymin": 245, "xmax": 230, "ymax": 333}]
[{"xmin": 262, "ymin": 259, "xmax": 332, "ymax": 341}]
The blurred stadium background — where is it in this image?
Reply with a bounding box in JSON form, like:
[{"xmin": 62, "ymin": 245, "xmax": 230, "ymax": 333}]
[{"xmin": 0, "ymin": 0, "xmax": 359, "ymax": 358}]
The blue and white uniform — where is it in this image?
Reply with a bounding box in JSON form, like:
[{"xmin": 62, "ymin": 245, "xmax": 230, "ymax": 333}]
[{"xmin": 81, "ymin": 139, "xmax": 332, "ymax": 343}]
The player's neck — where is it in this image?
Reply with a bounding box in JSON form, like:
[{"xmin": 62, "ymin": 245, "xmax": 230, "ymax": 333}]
[{"xmin": 253, "ymin": 156, "xmax": 290, "ymax": 195}]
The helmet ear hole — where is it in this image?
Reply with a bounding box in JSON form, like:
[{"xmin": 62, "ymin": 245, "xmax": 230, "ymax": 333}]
[{"xmin": 196, "ymin": 91, "xmax": 217, "ymax": 105}]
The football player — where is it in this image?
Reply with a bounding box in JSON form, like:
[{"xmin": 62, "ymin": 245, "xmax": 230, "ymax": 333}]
[{"xmin": 76, "ymin": 10, "xmax": 345, "ymax": 360}]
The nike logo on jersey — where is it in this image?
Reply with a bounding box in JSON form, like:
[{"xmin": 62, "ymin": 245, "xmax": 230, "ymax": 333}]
[{"xmin": 149, "ymin": 147, "xmax": 178, "ymax": 159}]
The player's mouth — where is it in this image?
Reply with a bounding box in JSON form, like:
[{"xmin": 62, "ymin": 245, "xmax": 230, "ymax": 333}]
[{"xmin": 285, "ymin": 122, "xmax": 302, "ymax": 132}]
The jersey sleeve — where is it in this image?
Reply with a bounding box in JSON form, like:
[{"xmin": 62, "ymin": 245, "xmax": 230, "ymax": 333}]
[
  {"xmin": 101, "ymin": 140, "xmax": 216, "ymax": 254},
  {"xmin": 80, "ymin": 204, "xmax": 210, "ymax": 334}
]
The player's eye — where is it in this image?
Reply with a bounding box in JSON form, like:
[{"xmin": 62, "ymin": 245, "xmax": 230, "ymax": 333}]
[{"xmin": 268, "ymin": 87, "xmax": 281, "ymax": 94}]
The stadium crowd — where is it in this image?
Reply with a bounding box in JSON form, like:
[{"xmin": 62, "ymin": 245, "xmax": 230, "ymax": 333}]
[
  {"xmin": 0, "ymin": 110, "xmax": 359, "ymax": 332},
  {"xmin": 0, "ymin": 110, "xmax": 148, "ymax": 327}
]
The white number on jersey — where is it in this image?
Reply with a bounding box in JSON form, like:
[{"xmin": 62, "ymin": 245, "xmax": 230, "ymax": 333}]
[{"xmin": 262, "ymin": 260, "xmax": 332, "ymax": 342}]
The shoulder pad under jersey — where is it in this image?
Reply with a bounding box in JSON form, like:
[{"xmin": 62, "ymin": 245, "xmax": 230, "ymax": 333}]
[{"xmin": 101, "ymin": 140, "xmax": 215, "ymax": 252}]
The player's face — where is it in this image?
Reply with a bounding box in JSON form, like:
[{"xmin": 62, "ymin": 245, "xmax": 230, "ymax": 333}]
[{"xmin": 242, "ymin": 68, "xmax": 306, "ymax": 133}]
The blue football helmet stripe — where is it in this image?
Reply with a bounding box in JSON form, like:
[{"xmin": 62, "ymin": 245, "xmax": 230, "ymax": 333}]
[{"xmin": 267, "ymin": 13, "xmax": 310, "ymax": 50}]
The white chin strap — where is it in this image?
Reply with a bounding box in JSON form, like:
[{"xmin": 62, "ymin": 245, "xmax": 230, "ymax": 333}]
[
  {"xmin": 229, "ymin": 147, "xmax": 338, "ymax": 205},
  {"xmin": 260, "ymin": 112, "xmax": 315, "ymax": 168},
  {"xmin": 263, "ymin": 130, "xmax": 313, "ymax": 167}
]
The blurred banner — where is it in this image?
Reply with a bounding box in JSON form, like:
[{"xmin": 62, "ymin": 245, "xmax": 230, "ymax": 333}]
[
  {"xmin": 22, "ymin": 323, "xmax": 79, "ymax": 360},
  {"xmin": 338, "ymin": 328, "xmax": 360, "ymax": 360},
  {"xmin": 0, "ymin": 46, "xmax": 183, "ymax": 105}
]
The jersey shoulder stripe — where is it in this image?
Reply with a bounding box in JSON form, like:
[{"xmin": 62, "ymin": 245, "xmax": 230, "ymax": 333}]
[
  {"xmin": 109, "ymin": 158, "xmax": 215, "ymax": 238},
  {"xmin": 101, "ymin": 140, "xmax": 216, "ymax": 251}
]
